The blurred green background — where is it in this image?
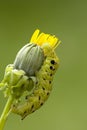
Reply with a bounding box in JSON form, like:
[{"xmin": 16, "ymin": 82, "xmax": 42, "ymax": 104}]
[{"xmin": 0, "ymin": 0, "xmax": 87, "ymax": 130}]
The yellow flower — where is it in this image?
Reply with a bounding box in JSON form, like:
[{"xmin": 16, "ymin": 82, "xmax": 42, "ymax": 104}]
[
  {"xmin": 13, "ymin": 29, "xmax": 60, "ymax": 76},
  {"xmin": 30, "ymin": 29, "xmax": 61, "ymax": 49}
]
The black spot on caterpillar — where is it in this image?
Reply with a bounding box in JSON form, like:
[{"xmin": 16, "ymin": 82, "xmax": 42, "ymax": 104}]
[{"xmin": 11, "ymin": 46, "xmax": 59, "ymax": 120}]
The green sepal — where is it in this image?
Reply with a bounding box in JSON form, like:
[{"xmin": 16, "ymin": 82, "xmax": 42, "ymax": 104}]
[{"xmin": 0, "ymin": 64, "xmax": 35, "ymax": 99}]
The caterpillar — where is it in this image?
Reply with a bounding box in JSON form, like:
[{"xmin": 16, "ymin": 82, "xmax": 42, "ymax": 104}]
[{"xmin": 11, "ymin": 43, "xmax": 59, "ymax": 119}]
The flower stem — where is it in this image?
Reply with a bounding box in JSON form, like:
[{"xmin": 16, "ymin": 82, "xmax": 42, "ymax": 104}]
[{"xmin": 0, "ymin": 96, "xmax": 14, "ymax": 130}]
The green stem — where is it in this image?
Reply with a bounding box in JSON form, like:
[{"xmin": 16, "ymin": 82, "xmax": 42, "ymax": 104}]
[{"xmin": 0, "ymin": 96, "xmax": 14, "ymax": 130}]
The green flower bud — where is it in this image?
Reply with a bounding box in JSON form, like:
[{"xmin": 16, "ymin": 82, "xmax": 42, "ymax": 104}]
[{"xmin": 14, "ymin": 43, "xmax": 44, "ymax": 76}]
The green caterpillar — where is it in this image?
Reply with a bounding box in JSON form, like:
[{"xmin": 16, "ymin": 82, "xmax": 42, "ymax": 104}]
[{"xmin": 11, "ymin": 44, "xmax": 59, "ymax": 119}]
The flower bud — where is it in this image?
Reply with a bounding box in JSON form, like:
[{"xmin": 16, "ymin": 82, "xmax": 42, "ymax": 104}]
[{"xmin": 14, "ymin": 43, "xmax": 44, "ymax": 76}]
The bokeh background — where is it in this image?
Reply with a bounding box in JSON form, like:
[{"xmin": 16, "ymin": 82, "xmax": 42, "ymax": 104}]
[{"xmin": 0, "ymin": 0, "xmax": 87, "ymax": 130}]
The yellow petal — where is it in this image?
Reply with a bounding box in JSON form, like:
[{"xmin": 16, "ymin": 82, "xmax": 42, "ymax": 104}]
[
  {"xmin": 36, "ymin": 33, "xmax": 45, "ymax": 45},
  {"xmin": 30, "ymin": 29, "xmax": 40, "ymax": 43},
  {"xmin": 30, "ymin": 29, "xmax": 61, "ymax": 49}
]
